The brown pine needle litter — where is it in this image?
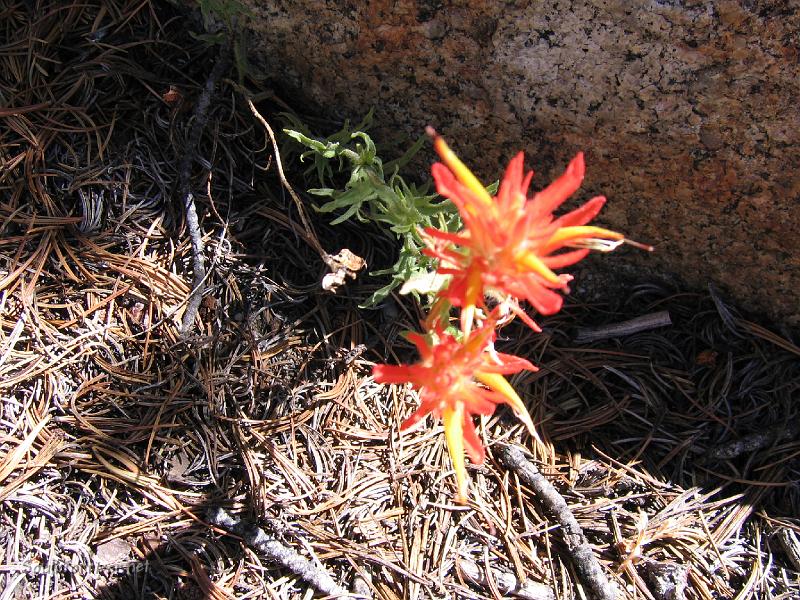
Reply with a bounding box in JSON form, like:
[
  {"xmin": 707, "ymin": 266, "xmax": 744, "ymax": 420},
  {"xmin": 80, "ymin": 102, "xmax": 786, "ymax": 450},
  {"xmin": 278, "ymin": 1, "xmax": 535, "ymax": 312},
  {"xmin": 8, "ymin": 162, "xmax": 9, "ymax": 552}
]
[{"xmin": 1, "ymin": 2, "xmax": 798, "ymax": 599}]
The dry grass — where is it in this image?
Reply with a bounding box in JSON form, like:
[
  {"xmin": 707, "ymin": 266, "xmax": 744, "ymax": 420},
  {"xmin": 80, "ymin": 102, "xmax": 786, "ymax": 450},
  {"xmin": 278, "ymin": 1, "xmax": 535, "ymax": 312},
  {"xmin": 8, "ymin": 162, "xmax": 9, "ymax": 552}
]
[{"xmin": 1, "ymin": 1, "xmax": 798, "ymax": 599}]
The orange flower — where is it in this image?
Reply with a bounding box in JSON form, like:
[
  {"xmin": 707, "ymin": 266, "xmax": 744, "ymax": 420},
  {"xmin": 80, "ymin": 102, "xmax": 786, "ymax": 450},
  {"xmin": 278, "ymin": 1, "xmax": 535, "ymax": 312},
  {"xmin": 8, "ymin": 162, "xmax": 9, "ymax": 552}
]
[
  {"xmin": 373, "ymin": 319, "xmax": 538, "ymax": 502},
  {"xmin": 423, "ymin": 128, "xmax": 649, "ymax": 332}
]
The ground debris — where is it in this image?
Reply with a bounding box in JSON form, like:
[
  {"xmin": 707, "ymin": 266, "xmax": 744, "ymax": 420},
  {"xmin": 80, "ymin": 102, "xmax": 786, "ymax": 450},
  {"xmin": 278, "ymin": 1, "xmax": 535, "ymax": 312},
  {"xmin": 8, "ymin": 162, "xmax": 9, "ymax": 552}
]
[
  {"xmin": 459, "ymin": 558, "xmax": 555, "ymax": 599},
  {"xmin": 642, "ymin": 560, "xmax": 688, "ymax": 600},
  {"xmin": 1, "ymin": 1, "xmax": 798, "ymax": 599},
  {"xmin": 706, "ymin": 422, "xmax": 799, "ymax": 461},
  {"xmin": 573, "ymin": 310, "xmax": 672, "ymax": 344},
  {"xmin": 497, "ymin": 444, "xmax": 619, "ymax": 600},
  {"xmin": 207, "ymin": 507, "xmax": 347, "ymax": 597}
]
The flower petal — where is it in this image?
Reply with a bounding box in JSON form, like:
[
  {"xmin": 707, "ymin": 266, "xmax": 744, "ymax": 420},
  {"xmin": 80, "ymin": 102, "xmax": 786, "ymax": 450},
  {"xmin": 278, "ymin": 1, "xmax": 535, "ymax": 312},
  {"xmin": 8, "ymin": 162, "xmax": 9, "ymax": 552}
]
[
  {"xmin": 552, "ymin": 196, "xmax": 607, "ymax": 228},
  {"xmin": 507, "ymin": 301, "xmax": 543, "ymax": 332},
  {"xmin": 372, "ymin": 364, "xmax": 417, "ymax": 384},
  {"xmin": 431, "ymin": 163, "xmax": 489, "ymax": 218},
  {"xmin": 474, "ymin": 372, "xmax": 539, "ymax": 441},
  {"xmin": 461, "ymin": 413, "xmax": 486, "ymax": 465},
  {"xmin": 517, "ymin": 252, "xmax": 564, "ymax": 286},
  {"xmin": 531, "ymin": 152, "xmax": 585, "ymax": 217},
  {"xmin": 442, "ymin": 404, "xmax": 469, "ymax": 502},
  {"xmin": 517, "ymin": 276, "xmax": 567, "ymax": 315},
  {"xmin": 405, "ymin": 332, "xmax": 434, "ymax": 362},
  {"xmin": 400, "ymin": 398, "xmax": 436, "ymax": 431},
  {"xmin": 486, "ymin": 352, "xmax": 538, "ymax": 374},
  {"xmin": 542, "ymin": 249, "xmax": 591, "ymax": 269},
  {"xmin": 541, "ymin": 225, "xmax": 624, "ymax": 254},
  {"xmin": 423, "ymin": 226, "xmax": 471, "ymax": 247},
  {"xmin": 496, "ymin": 152, "xmax": 533, "ymax": 214},
  {"xmin": 430, "ymin": 131, "xmax": 494, "ymax": 208}
]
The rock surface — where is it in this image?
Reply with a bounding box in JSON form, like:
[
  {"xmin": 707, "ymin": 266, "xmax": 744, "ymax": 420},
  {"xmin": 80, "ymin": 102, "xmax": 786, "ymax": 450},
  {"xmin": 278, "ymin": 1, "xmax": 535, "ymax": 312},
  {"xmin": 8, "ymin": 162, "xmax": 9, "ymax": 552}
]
[{"xmin": 246, "ymin": 0, "xmax": 800, "ymax": 326}]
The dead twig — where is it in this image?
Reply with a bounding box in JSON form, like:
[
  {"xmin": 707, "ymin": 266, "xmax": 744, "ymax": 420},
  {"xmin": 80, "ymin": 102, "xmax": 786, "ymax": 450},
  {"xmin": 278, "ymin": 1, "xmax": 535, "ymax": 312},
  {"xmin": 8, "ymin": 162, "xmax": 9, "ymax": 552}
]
[
  {"xmin": 459, "ymin": 559, "xmax": 555, "ymax": 600},
  {"xmin": 245, "ymin": 96, "xmax": 325, "ymax": 261},
  {"xmin": 178, "ymin": 45, "xmax": 230, "ymax": 335},
  {"xmin": 706, "ymin": 423, "xmax": 799, "ymax": 461},
  {"xmin": 573, "ymin": 311, "xmax": 672, "ymax": 344},
  {"xmin": 245, "ymin": 97, "xmax": 366, "ymax": 292},
  {"xmin": 496, "ymin": 444, "xmax": 619, "ymax": 600},
  {"xmin": 207, "ymin": 506, "xmax": 347, "ymax": 597}
]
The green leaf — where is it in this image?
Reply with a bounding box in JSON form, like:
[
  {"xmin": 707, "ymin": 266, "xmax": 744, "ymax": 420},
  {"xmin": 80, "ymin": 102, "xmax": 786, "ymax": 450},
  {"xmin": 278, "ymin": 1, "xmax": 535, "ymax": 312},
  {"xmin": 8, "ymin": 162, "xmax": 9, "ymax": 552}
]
[
  {"xmin": 283, "ymin": 130, "xmax": 339, "ymax": 155},
  {"xmin": 281, "ymin": 113, "xmax": 457, "ymax": 307},
  {"xmin": 189, "ymin": 31, "xmax": 227, "ymax": 44},
  {"xmin": 307, "ymin": 187, "xmax": 334, "ymax": 197},
  {"xmin": 399, "ymin": 271, "xmax": 450, "ymax": 296},
  {"xmin": 384, "ymin": 134, "xmax": 426, "ymax": 173}
]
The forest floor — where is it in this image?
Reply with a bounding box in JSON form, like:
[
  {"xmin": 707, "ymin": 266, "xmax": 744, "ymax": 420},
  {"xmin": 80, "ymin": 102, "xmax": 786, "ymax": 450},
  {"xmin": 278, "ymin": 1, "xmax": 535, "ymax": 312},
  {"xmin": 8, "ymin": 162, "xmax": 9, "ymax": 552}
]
[{"xmin": 1, "ymin": 2, "xmax": 798, "ymax": 599}]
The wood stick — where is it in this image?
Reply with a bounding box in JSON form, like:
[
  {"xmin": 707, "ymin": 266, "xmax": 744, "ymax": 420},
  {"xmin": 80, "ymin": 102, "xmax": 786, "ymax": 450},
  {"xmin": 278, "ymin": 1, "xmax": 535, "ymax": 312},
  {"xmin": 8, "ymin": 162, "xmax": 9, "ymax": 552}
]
[
  {"xmin": 573, "ymin": 311, "xmax": 671, "ymax": 344},
  {"xmin": 459, "ymin": 558, "xmax": 555, "ymax": 599},
  {"xmin": 178, "ymin": 46, "xmax": 230, "ymax": 335},
  {"xmin": 207, "ymin": 507, "xmax": 347, "ymax": 597},
  {"xmin": 496, "ymin": 444, "xmax": 619, "ymax": 600},
  {"xmin": 706, "ymin": 423, "xmax": 798, "ymax": 461},
  {"xmin": 245, "ymin": 96, "xmax": 328, "ymax": 264}
]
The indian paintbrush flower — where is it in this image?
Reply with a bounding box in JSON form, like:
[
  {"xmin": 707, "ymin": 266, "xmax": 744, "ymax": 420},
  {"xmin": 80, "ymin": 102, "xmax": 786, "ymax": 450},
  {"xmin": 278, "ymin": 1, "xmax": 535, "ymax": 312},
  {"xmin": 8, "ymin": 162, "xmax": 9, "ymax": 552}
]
[
  {"xmin": 373, "ymin": 317, "xmax": 538, "ymax": 502},
  {"xmin": 374, "ymin": 129, "xmax": 651, "ymax": 503},
  {"xmin": 422, "ymin": 127, "xmax": 651, "ymax": 333}
]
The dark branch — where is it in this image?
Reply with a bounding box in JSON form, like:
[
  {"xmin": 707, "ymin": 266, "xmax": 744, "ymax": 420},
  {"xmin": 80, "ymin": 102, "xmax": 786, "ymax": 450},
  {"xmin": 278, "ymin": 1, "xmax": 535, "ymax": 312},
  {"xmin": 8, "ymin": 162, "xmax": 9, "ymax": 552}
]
[
  {"xmin": 496, "ymin": 444, "xmax": 619, "ymax": 600},
  {"xmin": 207, "ymin": 507, "xmax": 347, "ymax": 597},
  {"xmin": 178, "ymin": 46, "xmax": 230, "ymax": 335},
  {"xmin": 573, "ymin": 311, "xmax": 672, "ymax": 344}
]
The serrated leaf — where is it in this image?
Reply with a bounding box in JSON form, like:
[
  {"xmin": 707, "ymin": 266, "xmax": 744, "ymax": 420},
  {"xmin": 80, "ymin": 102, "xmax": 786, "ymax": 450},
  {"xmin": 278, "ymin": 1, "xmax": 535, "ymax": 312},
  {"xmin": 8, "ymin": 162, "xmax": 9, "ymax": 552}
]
[{"xmin": 283, "ymin": 129, "xmax": 336, "ymax": 154}]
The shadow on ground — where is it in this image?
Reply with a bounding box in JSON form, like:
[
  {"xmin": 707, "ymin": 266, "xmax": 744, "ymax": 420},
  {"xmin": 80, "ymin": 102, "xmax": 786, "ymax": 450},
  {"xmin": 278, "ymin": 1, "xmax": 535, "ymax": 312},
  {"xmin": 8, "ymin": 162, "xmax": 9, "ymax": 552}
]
[{"xmin": 1, "ymin": 2, "xmax": 798, "ymax": 599}]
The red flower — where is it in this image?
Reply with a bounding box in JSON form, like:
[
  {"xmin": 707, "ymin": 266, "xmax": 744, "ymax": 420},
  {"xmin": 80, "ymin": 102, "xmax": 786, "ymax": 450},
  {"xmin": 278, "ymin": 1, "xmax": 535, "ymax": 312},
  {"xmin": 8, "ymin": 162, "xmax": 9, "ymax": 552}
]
[
  {"xmin": 423, "ymin": 129, "xmax": 648, "ymax": 331},
  {"xmin": 373, "ymin": 319, "xmax": 538, "ymax": 502}
]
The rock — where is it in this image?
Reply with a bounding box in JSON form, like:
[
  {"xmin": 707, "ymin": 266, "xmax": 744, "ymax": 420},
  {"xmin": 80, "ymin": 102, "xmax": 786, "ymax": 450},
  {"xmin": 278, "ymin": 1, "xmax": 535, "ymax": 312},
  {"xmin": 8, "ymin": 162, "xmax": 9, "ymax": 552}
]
[
  {"xmin": 244, "ymin": 0, "xmax": 800, "ymax": 326},
  {"xmin": 95, "ymin": 538, "xmax": 132, "ymax": 566},
  {"xmin": 643, "ymin": 559, "xmax": 688, "ymax": 600}
]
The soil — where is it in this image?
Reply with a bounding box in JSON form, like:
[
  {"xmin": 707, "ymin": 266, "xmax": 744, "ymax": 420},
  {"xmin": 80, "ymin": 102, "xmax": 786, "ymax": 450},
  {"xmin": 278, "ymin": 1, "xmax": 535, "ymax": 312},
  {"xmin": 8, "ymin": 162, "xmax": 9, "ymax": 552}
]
[{"xmin": 1, "ymin": 2, "xmax": 798, "ymax": 599}]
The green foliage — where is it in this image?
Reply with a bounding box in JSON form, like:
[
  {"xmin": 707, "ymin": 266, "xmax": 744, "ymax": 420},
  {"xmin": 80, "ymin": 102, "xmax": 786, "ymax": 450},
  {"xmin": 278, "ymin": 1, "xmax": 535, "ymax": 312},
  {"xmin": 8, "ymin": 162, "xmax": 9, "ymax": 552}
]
[
  {"xmin": 195, "ymin": 0, "xmax": 251, "ymax": 29},
  {"xmin": 282, "ymin": 114, "xmax": 462, "ymax": 307},
  {"xmin": 190, "ymin": 0, "xmax": 255, "ymax": 84}
]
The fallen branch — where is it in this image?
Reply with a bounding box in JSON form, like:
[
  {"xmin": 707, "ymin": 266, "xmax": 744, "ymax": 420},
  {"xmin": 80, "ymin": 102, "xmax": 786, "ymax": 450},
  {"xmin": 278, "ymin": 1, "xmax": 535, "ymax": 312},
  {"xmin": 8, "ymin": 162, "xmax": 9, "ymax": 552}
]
[
  {"xmin": 496, "ymin": 444, "xmax": 619, "ymax": 600},
  {"xmin": 207, "ymin": 507, "xmax": 347, "ymax": 597},
  {"xmin": 706, "ymin": 423, "xmax": 798, "ymax": 461},
  {"xmin": 459, "ymin": 559, "xmax": 555, "ymax": 600},
  {"xmin": 178, "ymin": 46, "xmax": 230, "ymax": 335},
  {"xmin": 573, "ymin": 311, "xmax": 671, "ymax": 344}
]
